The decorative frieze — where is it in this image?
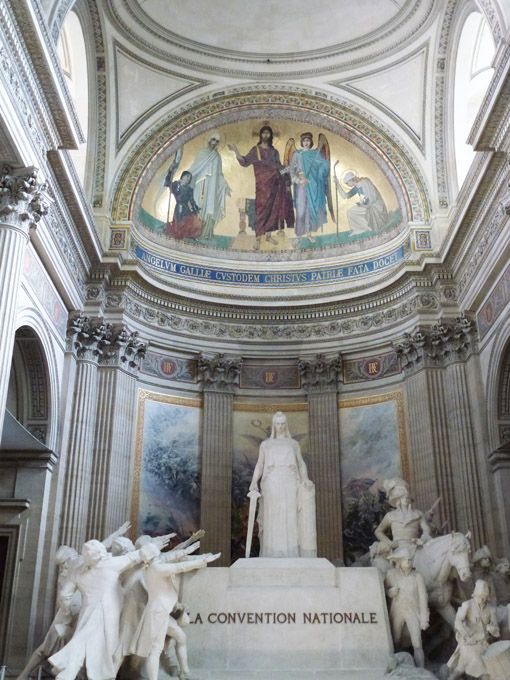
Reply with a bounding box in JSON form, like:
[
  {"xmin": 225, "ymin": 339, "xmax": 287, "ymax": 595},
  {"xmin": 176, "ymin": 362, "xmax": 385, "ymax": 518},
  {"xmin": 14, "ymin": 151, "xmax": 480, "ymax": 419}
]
[
  {"xmin": 394, "ymin": 314, "xmax": 476, "ymax": 374},
  {"xmin": 140, "ymin": 351, "xmax": 198, "ymax": 383},
  {"xmin": 299, "ymin": 354, "xmax": 342, "ymax": 394},
  {"xmin": 199, "ymin": 353, "xmax": 242, "ymax": 393},
  {"xmin": 343, "ymin": 352, "xmax": 401, "ymax": 384}
]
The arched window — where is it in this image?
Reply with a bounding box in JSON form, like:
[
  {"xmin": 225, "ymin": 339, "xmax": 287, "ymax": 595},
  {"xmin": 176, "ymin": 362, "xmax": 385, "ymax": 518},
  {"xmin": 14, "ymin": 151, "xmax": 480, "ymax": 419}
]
[
  {"xmin": 57, "ymin": 10, "xmax": 89, "ymax": 187},
  {"xmin": 453, "ymin": 11, "xmax": 495, "ymax": 189}
]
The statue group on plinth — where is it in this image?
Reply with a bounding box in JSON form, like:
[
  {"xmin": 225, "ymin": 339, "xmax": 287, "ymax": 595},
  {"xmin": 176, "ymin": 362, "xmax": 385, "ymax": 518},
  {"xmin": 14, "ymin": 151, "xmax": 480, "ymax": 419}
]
[{"xmin": 17, "ymin": 523, "xmax": 218, "ymax": 680}]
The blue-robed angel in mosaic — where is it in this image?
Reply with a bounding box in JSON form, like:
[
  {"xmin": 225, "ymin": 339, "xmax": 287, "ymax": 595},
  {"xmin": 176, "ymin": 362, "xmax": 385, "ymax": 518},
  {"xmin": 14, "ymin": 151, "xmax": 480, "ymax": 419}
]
[{"xmin": 284, "ymin": 132, "xmax": 335, "ymax": 244}]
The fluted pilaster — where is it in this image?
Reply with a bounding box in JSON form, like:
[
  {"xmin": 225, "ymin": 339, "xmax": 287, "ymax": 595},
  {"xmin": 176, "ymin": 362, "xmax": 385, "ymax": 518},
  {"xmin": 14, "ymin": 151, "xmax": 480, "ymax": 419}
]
[
  {"xmin": 404, "ymin": 368, "xmax": 456, "ymax": 532},
  {"xmin": 199, "ymin": 353, "xmax": 241, "ymax": 564},
  {"xmin": 0, "ymin": 168, "xmax": 48, "ymax": 436},
  {"xmin": 299, "ymin": 354, "xmax": 343, "ymax": 563},
  {"xmin": 394, "ymin": 314, "xmax": 489, "ymax": 545},
  {"xmin": 87, "ymin": 330, "xmax": 147, "ymax": 539},
  {"xmin": 60, "ymin": 317, "xmax": 116, "ymax": 547}
]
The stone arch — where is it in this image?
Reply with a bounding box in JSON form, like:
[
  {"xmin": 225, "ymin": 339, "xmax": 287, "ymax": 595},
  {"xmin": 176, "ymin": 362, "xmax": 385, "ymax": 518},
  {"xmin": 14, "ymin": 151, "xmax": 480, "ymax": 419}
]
[
  {"xmin": 496, "ymin": 339, "xmax": 510, "ymax": 445},
  {"xmin": 10, "ymin": 310, "xmax": 61, "ymax": 451},
  {"xmin": 110, "ymin": 85, "xmax": 431, "ymax": 226},
  {"xmin": 486, "ymin": 314, "xmax": 510, "ymax": 450}
]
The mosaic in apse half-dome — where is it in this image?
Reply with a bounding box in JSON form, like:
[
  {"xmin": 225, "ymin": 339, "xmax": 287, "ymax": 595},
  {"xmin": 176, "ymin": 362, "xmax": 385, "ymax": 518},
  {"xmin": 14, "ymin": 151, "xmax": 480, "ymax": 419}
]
[{"xmin": 136, "ymin": 118, "xmax": 406, "ymax": 257}]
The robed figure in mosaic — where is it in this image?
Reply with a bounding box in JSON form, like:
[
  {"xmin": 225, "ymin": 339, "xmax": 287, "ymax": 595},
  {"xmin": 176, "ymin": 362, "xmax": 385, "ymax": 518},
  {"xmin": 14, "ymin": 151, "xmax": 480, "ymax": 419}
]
[
  {"xmin": 284, "ymin": 131, "xmax": 334, "ymax": 244},
  {"xmin": 248, "ymin": 411, "xmax": 317, "ymax": 558},
  {"xmin": 228, "ymin": 125, "xmax": 294, "ymax": 249}
]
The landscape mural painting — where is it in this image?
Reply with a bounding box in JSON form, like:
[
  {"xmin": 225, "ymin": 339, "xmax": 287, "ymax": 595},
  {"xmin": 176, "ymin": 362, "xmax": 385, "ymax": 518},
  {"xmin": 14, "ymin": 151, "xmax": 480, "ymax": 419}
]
[
  {"xmin": 137, "ymin": 119, "xmax": 403, "ymax": 254},
  {"xmin": 231, "ymin": 404, "xmax": 309, "ymax": 562},
  {"xmin": 339, "ymin": 392, "xmax": 408, "ymax": 565},
  {"xmin": 132, "ymin": 391, "xmax": 202, "ymax": 542}
]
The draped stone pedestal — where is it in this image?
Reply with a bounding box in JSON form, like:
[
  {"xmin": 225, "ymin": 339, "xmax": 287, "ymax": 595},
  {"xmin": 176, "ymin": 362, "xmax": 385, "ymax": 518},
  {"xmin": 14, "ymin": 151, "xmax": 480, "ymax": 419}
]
[{"xmin": 182, "ymin": 559, "xmax": 392, "ymax": 678}]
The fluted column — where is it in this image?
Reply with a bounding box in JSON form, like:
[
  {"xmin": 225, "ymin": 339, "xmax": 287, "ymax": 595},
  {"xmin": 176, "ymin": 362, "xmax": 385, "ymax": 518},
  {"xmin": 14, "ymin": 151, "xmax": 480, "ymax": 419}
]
[
  {"xmin": 60, "ymin": 317, "xmax": 114, "ymax": 548},
  {"xmin": 199, "ymin": 353, "xmax": 241, "ymax": 565},
  {"xmin": 0, "ymin": 168, "xmax": 48, "ymax": 437},
  {"xmin": 87, "ymin": 329, "xmax": 147, "ymax": 539},
  {"xmin": 395, "ymin": 315, "xmax": 491, "ymax": 546},
  {"xmin": 299, "ymin": 354, "xmax": 343, "ymax": 563}
]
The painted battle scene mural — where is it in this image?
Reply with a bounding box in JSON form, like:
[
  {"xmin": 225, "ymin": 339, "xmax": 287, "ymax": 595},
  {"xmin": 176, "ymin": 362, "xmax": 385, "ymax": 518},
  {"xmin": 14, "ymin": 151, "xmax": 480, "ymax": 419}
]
[
  {"xmin": 133, "ymin": 393, "xmax": 201, "ymax": 542},
  {"xmin": 138, "ymin": 119, "xmax": 403, "ymax": 254},
  {"xmin": 340, "ymin": 393, "xmax": 408, "ymax": 565}
]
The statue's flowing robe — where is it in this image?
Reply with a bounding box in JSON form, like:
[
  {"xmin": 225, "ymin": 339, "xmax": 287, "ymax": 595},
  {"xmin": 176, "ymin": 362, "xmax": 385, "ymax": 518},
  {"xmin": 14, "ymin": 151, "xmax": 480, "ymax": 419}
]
[
  {"xmin": 49, "ymin": 553, "xmax": 139, "ymax": 680},
  {"xmin": 256, "ymin": 437, "xmax": 316, "ymax": 558}
]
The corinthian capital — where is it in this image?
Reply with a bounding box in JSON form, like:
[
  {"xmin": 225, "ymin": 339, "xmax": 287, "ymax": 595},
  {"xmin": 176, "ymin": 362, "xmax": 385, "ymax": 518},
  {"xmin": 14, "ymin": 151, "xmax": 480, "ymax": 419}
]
[
  {"xmin": 298, "ymin": 353, "xmax": 342, "ymax": 394},
  {"xmin": 199, "ymin": 353, "xmax": 242, "ymax": 393},
  {"xmin": 102, "ymin": 328, "xmax": 147, "ymax": 372},
  {"xmin": 394, "ymin": 313, "xmax": 476, "ymax": 374},
  {"xmin": 0, "ymin": 166, "xmax": 49, "ymax": 231}
]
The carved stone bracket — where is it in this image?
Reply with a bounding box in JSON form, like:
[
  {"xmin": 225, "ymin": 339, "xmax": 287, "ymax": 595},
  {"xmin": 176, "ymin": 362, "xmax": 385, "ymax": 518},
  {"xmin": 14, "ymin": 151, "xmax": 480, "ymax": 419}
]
[
  {"xmin": 488, "ymin": 441, "xmax": 510, "ymax": 473},
  {"xmin": 298, "ymin": 353, "xmax": 342, "ymax": 394},
  {"xmin": 394, "ymin": 313, "xmax": 476, "ymax": 374},
  {"xmin": 66, "ymin": 316, "xmax": 147, "ymax": 371},
  {"xmin": 0, "ymin": 167, "xmax": 49, "ymax": 231},
  {"xmin": 198, "ymin": 353, "xmax": 242, "ymax": 393}
]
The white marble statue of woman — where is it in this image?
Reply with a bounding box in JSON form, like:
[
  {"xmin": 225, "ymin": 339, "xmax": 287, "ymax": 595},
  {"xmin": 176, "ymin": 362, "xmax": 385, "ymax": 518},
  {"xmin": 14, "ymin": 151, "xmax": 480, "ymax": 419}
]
[{"xmin": 249, "ymin": 411, "xmax": 317, "ymax": 558}]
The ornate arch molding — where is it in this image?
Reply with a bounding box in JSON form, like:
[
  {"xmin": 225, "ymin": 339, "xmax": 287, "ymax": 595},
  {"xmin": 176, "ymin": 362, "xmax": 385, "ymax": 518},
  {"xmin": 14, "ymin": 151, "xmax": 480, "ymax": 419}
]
[
  {"xmin": 486, "ymin": 315, "xmax": 510, "ymax": 450},
  {"xmin": 497, "ymin": 339, "xmax": 510, "ymax": 445},
  {"xmin": 14, "ymin": 310, "xmax": 61, "ymax": 452},
  {"xmin": 438, "ymin": 0, "xmax": 505, "ymax": 206},
  {"xmin": 110, "ymin": 86, "xmax": 431, "ymax": 225},
  {"xmin": 49, "ymin": 0, "xmax": 107, "ymax": 207}
]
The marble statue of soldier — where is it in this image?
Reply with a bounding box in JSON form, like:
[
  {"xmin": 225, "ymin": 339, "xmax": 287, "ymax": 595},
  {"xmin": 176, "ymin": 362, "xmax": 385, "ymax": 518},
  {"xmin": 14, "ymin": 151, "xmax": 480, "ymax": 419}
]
[
  {"xmin": 385, "ymin": 545, "xmax": 429, "ymax": 668},
  {"xmin": 15, "ymin": 546, "xmax": 82, "ymax": 680},
  {"xmin": 129, "ymin": 542, "xmax": 219, "ymax": 680},
  {"xmin": 48, "ymin": 538, "xmax": 156, "ymax": 680},
  {"xmin": 16, "ymin": 522, "xmax": 132, "ymax": 680},
  {"xmin": 447, "ymin": 579, "xmax": 500, "ymax": 680},
  {"xmin": 375, "ymin": 479, "xmax": 432, "ymax": 550},
  {"xmin": 471, "ymin": 545, "xmax": 497, "ymax": 607}
]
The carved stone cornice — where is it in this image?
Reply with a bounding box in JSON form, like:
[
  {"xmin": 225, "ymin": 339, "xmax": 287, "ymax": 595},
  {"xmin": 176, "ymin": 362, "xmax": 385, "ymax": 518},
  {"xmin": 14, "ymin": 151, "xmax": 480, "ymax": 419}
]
[
  {"xmin": 0, "ymin": 167, "xmax": 49, "ymax": 232},
  {"xmin": 298, "ymin": 354, "xmax": 342, "ymax": 394},
  {"xmin": 394, "ymin": 314, "xmax": 476, "ymax": 374},
  {"xmin": 198, "ymin": 353, "xmax": 242, "ymax": 393}
]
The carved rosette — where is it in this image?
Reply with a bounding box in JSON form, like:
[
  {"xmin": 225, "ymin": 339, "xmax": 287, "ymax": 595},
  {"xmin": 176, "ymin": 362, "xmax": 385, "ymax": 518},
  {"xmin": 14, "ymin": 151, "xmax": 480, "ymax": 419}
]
[
  {"xmin": 394, "ymin": 313, "xmax": 476, "ymax": 375},
  {"xmin": 198, "ymin": 353, "xmax": 242, "ymax": 393},
  {"xmin": 0, "ymin": 167, "xmax": 49, "ymax": 231},
  {"xmin": 66, "ymin": 316, "xmax": 147, "ymax": 371},
  {"xmin": 298, "ymin": 353, "xmax": 342, "ymax": 394}
]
